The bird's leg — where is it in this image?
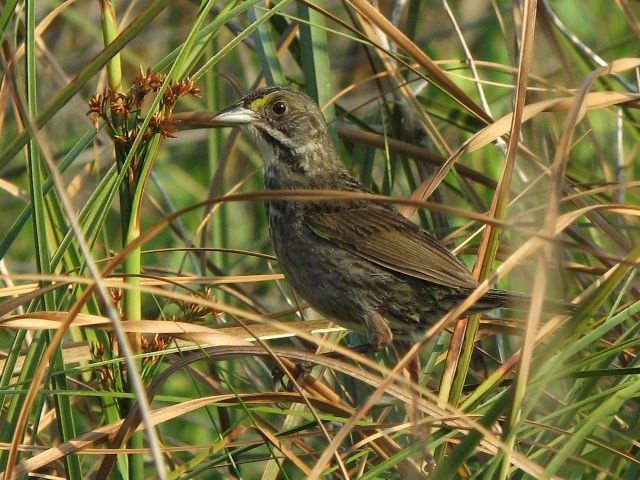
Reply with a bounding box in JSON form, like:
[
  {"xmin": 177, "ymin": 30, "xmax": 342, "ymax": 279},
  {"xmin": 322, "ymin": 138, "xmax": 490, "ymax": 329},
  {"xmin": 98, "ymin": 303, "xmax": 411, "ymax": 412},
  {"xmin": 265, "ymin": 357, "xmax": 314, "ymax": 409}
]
[
  {"xmin": 392, "ymin": 340, "xmax": 433, "ymax": 472},
  {"xmin": 346, "ymin": 343, "xmax": 381, "ymax": 354},
  {"xmin": 391, "ymin": 340, "xmax": 421, "ymax": 384},
  {"xmin": 321, "ymin": 312, "xmax": 392, "ymax": 358},
  {"xmin": 274, "ymin": 314, "xmax": 397, "ymax": 387},
  {"xmin": 272, "ymin": 344, "xmax": 375, "ymax": 390}
]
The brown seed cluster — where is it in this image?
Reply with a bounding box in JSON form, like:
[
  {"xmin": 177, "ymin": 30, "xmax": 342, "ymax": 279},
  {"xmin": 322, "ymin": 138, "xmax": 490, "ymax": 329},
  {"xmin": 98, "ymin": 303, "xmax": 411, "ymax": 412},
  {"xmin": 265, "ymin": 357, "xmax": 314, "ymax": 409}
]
[
  {"xmin": 91, "ymin": 331, "xmax": 170, "ymax": 392},
  {"xmin": 90, "ymin": 286, "xmax": 221, "ymax": 393},
  {"xmin": 172, "ymin": 287, "xmax": 222, "ymax": 324},
  {"xmin": 87, "ymin": 67, "xmax": 200, "ymax": 147}
]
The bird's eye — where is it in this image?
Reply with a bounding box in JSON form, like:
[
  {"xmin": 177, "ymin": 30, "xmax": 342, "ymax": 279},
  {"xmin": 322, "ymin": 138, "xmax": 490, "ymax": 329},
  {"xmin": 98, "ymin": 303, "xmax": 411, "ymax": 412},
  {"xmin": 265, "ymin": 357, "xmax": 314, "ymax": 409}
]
[{"xmin": 271, "ymin": 101, "xmax": 287, "ymax": 116}]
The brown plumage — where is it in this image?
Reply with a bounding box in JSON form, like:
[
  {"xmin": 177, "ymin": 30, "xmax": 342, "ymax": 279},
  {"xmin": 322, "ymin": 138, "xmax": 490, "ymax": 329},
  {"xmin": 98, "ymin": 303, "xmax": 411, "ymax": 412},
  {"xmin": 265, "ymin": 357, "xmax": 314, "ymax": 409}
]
[{"xmin": 212, "ymin": 87, "xmax": 569, "ymax": 349}]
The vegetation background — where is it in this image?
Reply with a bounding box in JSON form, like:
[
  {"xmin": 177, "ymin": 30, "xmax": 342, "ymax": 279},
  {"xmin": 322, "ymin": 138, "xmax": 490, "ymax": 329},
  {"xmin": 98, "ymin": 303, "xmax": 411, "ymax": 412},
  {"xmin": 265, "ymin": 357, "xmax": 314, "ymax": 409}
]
[{"xmin": 0, "ymin": 0, "xmax": 639, "ymax": 479}]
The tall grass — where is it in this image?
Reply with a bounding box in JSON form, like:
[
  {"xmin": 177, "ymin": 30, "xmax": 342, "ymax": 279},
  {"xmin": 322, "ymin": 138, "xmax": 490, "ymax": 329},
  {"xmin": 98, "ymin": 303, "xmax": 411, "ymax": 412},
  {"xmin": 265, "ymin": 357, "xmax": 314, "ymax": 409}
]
[{"xmin": 0, "ymin": 1, "xmax": 638, "ymax": 479}]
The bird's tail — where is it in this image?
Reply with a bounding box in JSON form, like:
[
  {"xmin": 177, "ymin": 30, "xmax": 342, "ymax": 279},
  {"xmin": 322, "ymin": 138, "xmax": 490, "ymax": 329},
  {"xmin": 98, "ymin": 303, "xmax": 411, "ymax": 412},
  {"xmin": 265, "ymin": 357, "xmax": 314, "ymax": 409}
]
[{"xmin": 476, "ymin": 289, "xmax": 578, "ymax": 315}]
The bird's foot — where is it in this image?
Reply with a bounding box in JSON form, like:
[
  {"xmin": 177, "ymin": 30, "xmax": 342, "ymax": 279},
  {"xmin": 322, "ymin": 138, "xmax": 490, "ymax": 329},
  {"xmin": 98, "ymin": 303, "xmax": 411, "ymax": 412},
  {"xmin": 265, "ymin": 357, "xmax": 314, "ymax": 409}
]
[{"xmin": 271, "ymin": 360, "xmax": 312, "ymax": 391}]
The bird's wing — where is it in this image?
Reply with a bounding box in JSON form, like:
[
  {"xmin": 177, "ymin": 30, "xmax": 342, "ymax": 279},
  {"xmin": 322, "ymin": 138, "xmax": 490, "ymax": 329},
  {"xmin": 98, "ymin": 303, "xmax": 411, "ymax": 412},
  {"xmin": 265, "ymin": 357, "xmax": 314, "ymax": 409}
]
[{"xmin": 305, "ymin": 205, "xmax": 479, "ymax": 290}]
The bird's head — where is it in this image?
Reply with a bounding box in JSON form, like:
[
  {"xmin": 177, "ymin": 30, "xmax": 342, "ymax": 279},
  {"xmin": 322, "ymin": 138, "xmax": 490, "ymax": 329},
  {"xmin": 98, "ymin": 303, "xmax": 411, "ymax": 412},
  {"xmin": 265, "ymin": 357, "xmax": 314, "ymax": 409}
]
[{"xmin": 212, "ymin": 87, "xmax": 343, "ymax": 176}]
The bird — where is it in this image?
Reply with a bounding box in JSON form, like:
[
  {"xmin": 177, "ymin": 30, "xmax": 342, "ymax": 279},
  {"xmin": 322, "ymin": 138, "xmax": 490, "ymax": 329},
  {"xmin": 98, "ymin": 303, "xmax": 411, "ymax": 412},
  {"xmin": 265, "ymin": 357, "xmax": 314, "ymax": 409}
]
[{"xmin": 210, "ymin": 86, "xmax": 569, "ymax": 351}]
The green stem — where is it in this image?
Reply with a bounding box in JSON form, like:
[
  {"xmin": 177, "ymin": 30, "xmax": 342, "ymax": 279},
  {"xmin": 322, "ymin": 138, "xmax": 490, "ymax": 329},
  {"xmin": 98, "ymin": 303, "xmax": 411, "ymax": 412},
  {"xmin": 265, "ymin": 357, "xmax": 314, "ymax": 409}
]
[{"xmin": 123, "ymin": 137, "xmax": 161, "ymax": 478}]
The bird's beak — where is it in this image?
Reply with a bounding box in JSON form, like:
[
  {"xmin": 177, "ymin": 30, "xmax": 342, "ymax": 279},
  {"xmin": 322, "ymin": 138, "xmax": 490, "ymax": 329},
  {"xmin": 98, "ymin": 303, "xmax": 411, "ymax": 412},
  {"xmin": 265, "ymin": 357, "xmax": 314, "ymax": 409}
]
[{"xmin": 209, "ymin": 102, "xmax": 257, "ymax": 126}]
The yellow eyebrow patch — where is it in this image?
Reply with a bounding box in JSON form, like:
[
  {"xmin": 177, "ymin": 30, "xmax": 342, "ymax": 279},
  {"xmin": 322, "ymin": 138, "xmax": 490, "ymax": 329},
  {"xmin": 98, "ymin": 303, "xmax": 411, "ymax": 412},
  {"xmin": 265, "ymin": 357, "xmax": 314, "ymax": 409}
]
[{"xmin": 249, "ymin": 95, "xmax": 273, "ymax": 110}]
